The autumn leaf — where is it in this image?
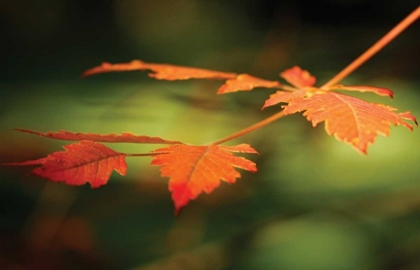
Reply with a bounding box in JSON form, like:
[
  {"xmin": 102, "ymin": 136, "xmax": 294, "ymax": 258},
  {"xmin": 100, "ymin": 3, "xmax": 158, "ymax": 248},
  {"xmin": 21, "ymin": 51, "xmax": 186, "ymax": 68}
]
[
  {"xmin": 151, "ymin": 144, "xmax": 258, "ymax": 215},
  {"xmin": 328, "ymin": 84, "xmax": 394, "ymax": 98},
  {"xmin": 83, "ymin": 60, "xmax": 237, "ymax": 80},
  {"xmin": 262, "ymin": 66, "xmax": 417, "ymax": 153},
  {"xmin": 83, "ymin": 60, "xmax": 285, "ymax": 94},
  {"xmin": 3, "ymin": 141, "xmax": 127, "ymax": 188},
  {"xmin": 263, "ymin": 89, "xmax": 417, "ymax": 154},
  {"xmin": 15, "ymin": 129, "xmax": 182, "ymax": 144},
  {"xmin": 280, "ymin": 66, "xmax": 316, "ymax": 88},
  {"xmin": 217, "ymin": 74, "xmax": 282, "ymax": 94}
]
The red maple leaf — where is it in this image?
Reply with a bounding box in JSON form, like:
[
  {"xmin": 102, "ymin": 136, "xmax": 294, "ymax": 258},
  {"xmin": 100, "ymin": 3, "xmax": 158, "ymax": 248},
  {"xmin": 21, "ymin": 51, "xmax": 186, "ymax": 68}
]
[
  {"xmin": 263, "ymin": 67, "xmax": 417, "ymax": 153},
  {"xmin": 151, "ymin": 144, "xmax": 258, "ymax": 215},
  {"xmin": 3, "ymin": 141, "xmax": 127, "ymax": 188}
]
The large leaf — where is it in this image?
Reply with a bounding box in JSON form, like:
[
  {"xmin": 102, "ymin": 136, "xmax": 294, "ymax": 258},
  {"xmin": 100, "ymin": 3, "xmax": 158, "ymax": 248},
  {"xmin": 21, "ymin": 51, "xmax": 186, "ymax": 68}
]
[
  {"xmin": 3, "ymin": 141, "xmax": 127, "ymax": 188},
  {"xmin": 151, "ymin": 144, "xmax": 258, "ymax": 215},
  {"xmin": 263, "ymin": 89, "xmax": 417, "ymax": 153}
]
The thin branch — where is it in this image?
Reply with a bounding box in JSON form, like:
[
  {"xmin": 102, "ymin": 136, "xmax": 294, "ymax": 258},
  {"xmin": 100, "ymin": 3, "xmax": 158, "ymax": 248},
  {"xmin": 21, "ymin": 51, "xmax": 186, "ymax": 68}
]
[
  {"xmin": 321, "ymin": 6, "xmax": 420, "ymax": 89},
  {"xmin": 209, "ymin": 111, "xmax": 285, "ymax": 145}
]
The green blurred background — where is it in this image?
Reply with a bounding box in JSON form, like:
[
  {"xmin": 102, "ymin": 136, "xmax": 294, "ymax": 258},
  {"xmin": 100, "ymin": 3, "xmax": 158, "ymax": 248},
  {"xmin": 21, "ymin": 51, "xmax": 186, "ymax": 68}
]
[{"xmin": 1, "ymin": 1, "xmax": 419, "ymax": 269}]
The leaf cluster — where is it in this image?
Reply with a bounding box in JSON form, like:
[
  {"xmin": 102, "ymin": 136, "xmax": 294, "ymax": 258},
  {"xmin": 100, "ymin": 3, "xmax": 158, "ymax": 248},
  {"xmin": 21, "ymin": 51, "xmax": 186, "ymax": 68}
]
[
  {"xmin": 2, "ymin": 8, "xmax": 419, "ymax": 215},
  {"xmin": 2, "ymin": 60, "xmax": 416, "ymax": 215}
]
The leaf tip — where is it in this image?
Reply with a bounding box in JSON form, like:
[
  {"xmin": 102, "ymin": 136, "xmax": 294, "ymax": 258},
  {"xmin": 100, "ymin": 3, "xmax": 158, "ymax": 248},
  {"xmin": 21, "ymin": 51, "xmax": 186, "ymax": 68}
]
[
  {"xmin": 174, "ymin": 207, "xmax": 182, "ymax": 217},
  {"xmin": 82, "ymin": 62, "xmax": 110, "ymax": 77},
  {"xmin": 357, "ymin": 147, "xmax": 368, "ymax": 155},
  {"xmin": 399, "ymin": 111, "xmax": 418, "ymax": 128}
]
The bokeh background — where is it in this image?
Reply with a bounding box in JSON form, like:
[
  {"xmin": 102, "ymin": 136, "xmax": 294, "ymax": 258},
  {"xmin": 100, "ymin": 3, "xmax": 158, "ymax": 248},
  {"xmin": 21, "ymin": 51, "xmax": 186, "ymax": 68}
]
[{"xmin": 1, "ymin": 1, "xmax": 419, "ymax": 269}]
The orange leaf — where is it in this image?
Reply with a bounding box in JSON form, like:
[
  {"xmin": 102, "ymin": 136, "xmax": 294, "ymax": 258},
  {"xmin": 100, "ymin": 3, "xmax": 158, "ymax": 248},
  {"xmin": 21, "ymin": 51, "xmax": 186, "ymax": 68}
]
[
  {"xmin": 217, "ymin": 74, "xmax": 282, "ymax": 94},
  {"xmin": 263, "ymin": 89, "xmax": 417, "ymax": 154},
  {"xmin": 15, "ymin": 129, "xmax": 182, "ymax": 144},
  {"xmin": 3, "ymin": 141, "xmax": 127, "ymax": 188},
  {"xmin": 328, "ymin": 84, "xmax": 394, "ymax": 98},
  {"xmin": 280, "ymin": 66, "xmax": 316, "ymax": 88},
  {"xmin": 151, "ymin": 144, "xmax": 258, "ymax": 216},
  {"xmin": 83, "ymin": 60, "xmax": 237, "ymax": 81}
]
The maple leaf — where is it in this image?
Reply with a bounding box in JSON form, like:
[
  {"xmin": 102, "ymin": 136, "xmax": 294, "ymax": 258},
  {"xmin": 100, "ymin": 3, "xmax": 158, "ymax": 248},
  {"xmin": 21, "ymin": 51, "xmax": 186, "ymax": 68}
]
[
  {"xmin": 151, "ymin": 144, "xmax": 258, "ymax": 216},
  {"xmin": 217, "ymin": 74, "xmax": 282, "ymax": 94},
  {"xmin": 15, "ymin": 129, "xmax": 182, "ymax": 144},
  {"xmin": 3, "ymin": 141, "xmax": 127, "ymax": 188},
  {"xmin": 83, "ymin": 60, "xmax": 237, "ymax": 80},
  {"xmin": 263, "ymin": 85, "xmax": 417, "ymax": 154},
  {"xmin": 217, "ymin": 74, "xmax": 281, "ymax": 94},
  {"xmin": 280, "ymin": 66, "xmax": 316, "ymax": 88},
  {"xmin": 84, "ymin": 60, "xmax": 285, "ymax": 94}
]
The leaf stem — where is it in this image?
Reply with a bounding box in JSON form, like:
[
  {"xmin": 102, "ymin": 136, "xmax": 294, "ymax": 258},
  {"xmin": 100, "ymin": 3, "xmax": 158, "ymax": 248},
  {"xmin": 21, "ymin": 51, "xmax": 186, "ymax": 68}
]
[
  {"xmin": 209, "ymin": 111, "xmax": 285, "ymax": 145},
  {"xmin": 321, "ymin": 6, "xmax": 420, "ymax": 89}
]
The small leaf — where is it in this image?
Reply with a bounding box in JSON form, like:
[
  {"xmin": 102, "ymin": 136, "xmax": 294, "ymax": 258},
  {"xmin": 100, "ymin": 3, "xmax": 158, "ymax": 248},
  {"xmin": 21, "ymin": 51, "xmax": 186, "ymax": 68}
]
[
  {"xmin": 15, "ymin": 129, "xmax": 182, "ymax": 144},
  {"xmin": 3, "ymin": 141, "xmax": 127, "ymax": 188},
  {"xmin": 328, "ymin": 84, "xmax": 394, "ymax": 98},
  {"xmin": 83, "ymin": 60, "xmax": 237, "ymax": 81},
  {"xmin": 280, "ymin": 66, "xmax": 316, "ymax": 88},
  {"xmin": 217, "ymin": 74, "xmax": 282, "ymax": 94},
  {"xmin": 151, "ymin": 144, "xmax": 258, "ymax": 216},
  {"xmin": 263, "ymin": 89, "xmax": 417, "ymax": 154}
]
